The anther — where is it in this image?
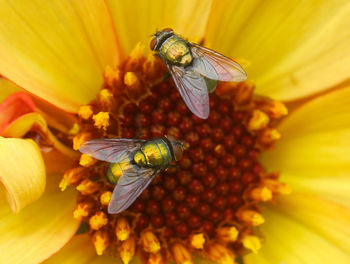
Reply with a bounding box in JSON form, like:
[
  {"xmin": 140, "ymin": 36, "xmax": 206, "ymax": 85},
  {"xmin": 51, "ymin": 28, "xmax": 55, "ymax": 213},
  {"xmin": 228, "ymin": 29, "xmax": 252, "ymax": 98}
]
[
  {"xmin": 216, "ymin": 226, "xmax": 239, "ymax": 243},
  {"xmin": 171, "ymin": 243, "xmax": 193, "ymax": 264},
  {"xmin": 249, "ymin": 187, "xmax": 273, "ymax": 202},
  {"xmin": 115, "ymin": 217, "xmax": 131, "ymax": 241},
  {"xmin": 237, "ymin": 209, "xmax": 265, "ymax": 226},
  {"xmin": 73, "ymin": 132, "xmax": 92, "ymax": 150},
  {"xmin": 148, "ymin": 252, "xmax": 164, "ymax": 264},
  {"xmin": 104, "ymin": 65, "xmax": 121, "ymax": 87},
  {"xmin": 242, "ymin": 235, "xmax": 261, "ymax": 254},
  {"xmin": 76, "ymin": 179, "xmax": 99, "ymax": 195},
  {"xmin": 259, "ymin": 128, "xmax": 281, "ymax": 145},
  {"xmin": 73, "ymin": 202, "xmax": 93, "ymax": 220},
  {"xmin": 206, "ymin": 242, "xmax": 235, "ymax": 264},
  {"xmin": 247, "ymin": 110, "xmax": 270, "ymax": 131},
  {"xmin": 79, "ymin": 153, "xmax": 96, "ymax": 167},
  {"xmin": 190, "ymin": 233, "xmax": 206, "ymax": 249},
  {"xmin": 120, "ymin": 236, "xmax": 136, "ymax": 264},
  {"xmin": 98, "ymin": 89, "xmax": 114, "ymax": 110},
  {"xmin": 100, "ymin": 191, "xmax": 112, "ymax": 206},
  {"xmin": 263, "ymin": 178, "xmax": 292, "ymax": 195},
  {"xmin": 78, "ymin": 105, "xmax": 93, "ymax": 120},
  {"xmin": 59, "ymin": 166, "xmax": 85, "ymax": 191},
  {"xmin": 140, "ymin": 230, "xmax": 161, "ymax": 253},
  {"xmin": 93, "ymin": 112, "xmax": 110, "ymax": 130},
  {"xmin": 89, "ymin": 211, "xmax": 108, "ymax": 230},
  {"xmin": 92, "ymin": 230, "xmax": 110, "ymax": 255}
]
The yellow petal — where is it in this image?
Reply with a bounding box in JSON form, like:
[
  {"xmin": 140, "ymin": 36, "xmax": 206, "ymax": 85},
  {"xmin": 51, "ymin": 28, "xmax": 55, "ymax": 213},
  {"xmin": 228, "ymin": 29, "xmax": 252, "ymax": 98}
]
[
  {"xmin": 0, "ymin": 78, "xmax": 20, "ymax": 103},
  {"xmin": 0, "ymin": 138, "xmax": 45, "ymax": 213},
  {"xmin": 0, "ymin": 0, "xmax": 120, "ymax": 112},
  {"xmin": 106, "ymin": 0, "xmax": 213, "ymax": 55},
  {"xmin": 261, "ymin": 87, "xmax": 350, "ymax": 207},
  {"xmin": 45, "ymin": 234, "xmax": 141, "ymax": 264},
  {"xmin": 0, "ymin": 162, "xmax": 79, "ymax": 264},
  {"xmin": 244, "ymin": 194, "xmax": 350, "ymax": 264},
  {"xmin": 206, "ymin": 0, "xmax": 350, "ymax": 100},
  {"xmin": 2, "ymin": 112, "xmax": 77, "ymax": 159}
]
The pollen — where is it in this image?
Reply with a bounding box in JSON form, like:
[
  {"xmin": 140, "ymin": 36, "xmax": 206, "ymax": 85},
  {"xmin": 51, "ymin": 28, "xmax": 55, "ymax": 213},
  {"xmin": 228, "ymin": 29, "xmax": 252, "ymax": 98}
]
[
  {"xmin": 190, "ymin": 233, "xmax": 206, "ymax": 249},
  {"xmin": 68, "ymin": 122, "xmax": 80, "ymax": 135},
  {"xmin": 93, "ymin": 112, "xmax": 110, "ymax": 130},
  {"xmin": 115, "ymin": 217, "xmax": 131, "ymax": 241},
  {"xmin": 78, "ymin": 105, "xmax": 93, "ymax": 120},
  {"xmin": 100, "ymin": 191, "xmax": 112, "ymax": 206},
  {"xmin": 89, "ymin": 211, "xmax": 108, "ymax": 230},
  {"xmin": 62, "ymin": 50, "xmax": 288, "ymax": 263},
  {"xmin": 242, "ymin": 235, "xmax": 262, "ymax": 254},
  {"xmin": 92, "ymin": 230, "xmax": 110, "ymax": 255}
]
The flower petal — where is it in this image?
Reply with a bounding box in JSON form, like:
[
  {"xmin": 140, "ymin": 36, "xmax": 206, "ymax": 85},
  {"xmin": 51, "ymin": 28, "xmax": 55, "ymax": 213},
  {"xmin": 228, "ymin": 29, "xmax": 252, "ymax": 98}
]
[
  {"xmin": 0, "ymin": 170, "xmax": 79, "ymax": 264},
  {"xmin": 45, "ymin": 234, "xmax": 136, "ymax": 264},
  {"xmin": 0, "ymin": 0, "xmax": 120, "ymax": 112},
  {"xmin": 244, "ymin": 193, "xmax": 350, "ymax": 264},
  {"xmin": 0, "ymin": 137, "xmax": 45, "ymax": 213},
  {"xmin": 261, "ymin": 87, "xmax": 350, "ymax": 207},
  {"xmin": 106, "ymin": 0, "xmax": 213, "ymax": 55},
  {"xmin": 0, "ymin": 78, "xmax": 21, "ymax": 103},
  {"xmin": 205, "ymin": 0, "xmax": 350, "ymax": 100},
  {"xmin": 0, "ymin": 92, "xmax": 35, "ymax": 132}
]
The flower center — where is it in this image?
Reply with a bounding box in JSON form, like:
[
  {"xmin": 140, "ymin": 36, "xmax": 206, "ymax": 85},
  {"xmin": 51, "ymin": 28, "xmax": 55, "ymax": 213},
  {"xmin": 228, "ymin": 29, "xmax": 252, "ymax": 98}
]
[{"xmin": 61, "ymin": 45, "xmax": 290, "ymax": 264}]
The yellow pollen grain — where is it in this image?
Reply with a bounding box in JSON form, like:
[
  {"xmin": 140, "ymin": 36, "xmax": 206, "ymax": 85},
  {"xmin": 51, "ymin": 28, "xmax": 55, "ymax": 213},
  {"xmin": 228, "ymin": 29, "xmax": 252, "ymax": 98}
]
[
  {"xmin": 99, "ymin": 89, "xmax": 114, "ymax": 108},
  {"xmin": 92, "ymin": 230, "xmax": 109, "ymax": 255},
  {"xmin": 104, "ymin": 65, "xmax": 121, "ymax": 87},
  {"xmin": 93, "ymin": 112, "xmax": 110, "ymax": 130},
  {"xmin": 73, "ymin": 203, "xmax": 91, "ymax": 221},
  {"xmin": 73, "ymin": 132, "xmax": 92, "ymax": 150},
  {"xmin": 78, "ymin": 105, "xmax": 93, "ymax": 120},
  {"xmin": 242, "ymin": 235, "xmax": 261, "ymax": 254},
  {"xmin": 76, "ymin": 179, "xmax": 99, "ymax": 195},
  {"xmin": 100, "ymin": 191, "xmax": 112, "ymax": 206},
  {"xmin": 89, "ymin": 211, "xmax": 108, "ymax": 230},
  {"xmin": 124, "ymin": 72, "xmax": 139, "ymax": 88},
  {"xmin": 116, "ymin": 217, "xmax": 131, "ymax": 241},
  {"xmin": 216, "ymin": 226, "xmax": 239, "ymax": 242},
  {"xmin": 141, "ymin": 231, "xmax": 161, "ymax": 253},
  {"xmin": 240, "ymin": 210, "xmax": 265, "ymax": 226},
  {"xmin": 68, "ymin": 123, "xmax": 80, "ymax": 135},
  {"xmin": 79, "ymin": 154, "xmax": 96, "ymax": 167},
  {"xmin": 172, "ymin": 243, "xmax": 193, "ymax": 264},
  {"xmin": 190, "ymin": 233, "xmax": 205, "ymax": 249},
  {"xmin": 250, "ymin": 187, "xmax": 273, "ymax": 202},
  {"xmin": 248, "ymin": 110, "xmax": 270, "ymax": 131},
  {"xmin": 120, "ymin": 236, "xmax": 136, "ymax": 264}
]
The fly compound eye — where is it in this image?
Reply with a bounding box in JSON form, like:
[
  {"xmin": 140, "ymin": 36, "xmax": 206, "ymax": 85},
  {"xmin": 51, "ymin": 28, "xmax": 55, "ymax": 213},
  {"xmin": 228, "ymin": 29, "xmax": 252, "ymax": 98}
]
[
  {"xmin": 172, "ymin": 144, "xmax": 184, "ymax": 161},
  {"xmin": 162, "ymin": 28, "xmax": 173, "ymax": 33},
  {"xmin": 150, "ymin": 38, "xmax": 157, "ymax": 50}
]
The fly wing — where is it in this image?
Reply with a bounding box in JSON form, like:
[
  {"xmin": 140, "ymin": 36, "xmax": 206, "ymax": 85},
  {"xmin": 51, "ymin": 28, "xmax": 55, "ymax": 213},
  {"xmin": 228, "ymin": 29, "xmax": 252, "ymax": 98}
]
[
  {"xmin": 190, "ymin": 43, "xmax": 247, "ymax": 82},
  {"xmin": 168, "ymin": 64, "xmax": 209, "ymax": 119},
  {"xmin": 108, "ymin": 165, "xmax": 160, "ymax": 214},
  {"xmin": 79, "ymin": 138, "xmax": 145, "ymax": 163}
]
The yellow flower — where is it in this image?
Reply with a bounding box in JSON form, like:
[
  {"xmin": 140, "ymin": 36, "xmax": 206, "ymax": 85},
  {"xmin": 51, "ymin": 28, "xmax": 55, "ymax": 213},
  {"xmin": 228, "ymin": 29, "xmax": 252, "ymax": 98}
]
[{"xmin": 0, "ymin": 0, "xmax": 349, "ymax": 264}]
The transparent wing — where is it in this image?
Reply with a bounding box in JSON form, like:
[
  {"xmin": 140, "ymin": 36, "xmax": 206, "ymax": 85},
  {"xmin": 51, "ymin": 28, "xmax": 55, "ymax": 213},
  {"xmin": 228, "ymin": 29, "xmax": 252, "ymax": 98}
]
[
  {"xmin": 190, "ymin": 43, "xmax": 247, "ymax": 82},
  {"xmin": 108, "ymin": 165, "xmax": 160, "ymax": 214},
  {"xmin": 168, "ymin": 64, "xmax": 209, "ymax": 119},
  {"xmin": 79, "ymin": 138, "xmax": 145, "ymax": 163}
]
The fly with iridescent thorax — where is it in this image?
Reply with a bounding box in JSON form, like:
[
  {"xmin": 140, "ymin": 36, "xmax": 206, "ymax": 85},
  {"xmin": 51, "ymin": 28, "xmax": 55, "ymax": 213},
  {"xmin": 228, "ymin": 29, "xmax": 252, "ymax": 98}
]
[
  {"xmin": 79, "ymin": 137, "xmax": 185, "ymax": 214},
  {"xmin": 150, "ymin": 28, "xmax": 247, "ymax": 119}
]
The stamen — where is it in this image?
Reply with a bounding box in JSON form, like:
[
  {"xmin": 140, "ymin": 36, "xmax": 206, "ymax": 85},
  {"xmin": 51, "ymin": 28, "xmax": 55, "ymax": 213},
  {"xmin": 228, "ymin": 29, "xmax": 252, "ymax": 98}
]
[
  {"xmin": 238, "ymin": 209, "xmax": 265, "ymax": 226},
  {"xmin": 247, "ymin": 110, "xmax": 270, "ymax": 131},
  {"xmin": 78, "ymin": 105, "xmax": 93, "ymax": 120},
  {"xmin": 100, "ymin": 191, "xmax": 112, "ymax": 206},
  {"xmin": 148, "ymin": 252, "xmax": 163, "ymax": 264},
  {"xmin": 206, "ymin": 242, "xmax": 235, "ymax": 264},
  {"xmin": 89, "ymin": 211, "xmax": 108, "ymax": 230},
  {"xmin": 98, "ymin": 89, "xmax": 114, "ymax": 110},
  {"xmin": 124, "ymin": 72, "xmax": 140, "ymax": 88},
  {"xmin": 59, "ymin": 167, "xmax": 85, "ymax": 191},
  {"xmin": 249, "ymin": 187, "xmax": 273, "ymax": 202},
  {"xmin": 171, "ymin": 243, "xmax": 193, "ymax": 264},
  {"xmin": 190, "ymin": 233, "xmax": 206, "ymax": 249},
  {"xmin": 73, "ymin": 132, "xmax": 92, "ymax": 150},
  {"xmin": 76, "ymin": 179, "xmax": 99, "ymax": 195},
  {"xmin": 120, "ymin": 236, "xmax": 136, "ymax": 264},
  {"xmin": 259, "ymin": 128, "xmax": 281, "ymax": 146},
  {"xmin": 93, "ymin": 112, "xmax": 110, "ymax": 130},
  {"xmin": 115, "ymin": 217, "xmax": 131, "ymax": 241},
  {"xmin": 73, "ymin": 202, "xmax": 93, "ymax": 220},
  {"xmin": 79, "ymin": 154, "xmax": 96, "ymax": 167},
  {"xmin": 242, "ymin": 235, "xmax": 261, "ymax": 254},
  {"xmin": 216, "ymin": 226, "xmax": 239, "ymax": 243},
  {"xmin": 140, "ymin": 230, "xmax": 161, "ymax": 253},
  {"xmin": 92, "ymin": 230, "xmax": 110, "ymax": 255}
]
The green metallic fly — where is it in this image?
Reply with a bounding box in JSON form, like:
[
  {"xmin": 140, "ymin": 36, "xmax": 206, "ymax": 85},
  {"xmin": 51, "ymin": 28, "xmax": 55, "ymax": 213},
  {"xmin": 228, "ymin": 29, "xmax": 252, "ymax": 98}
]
[{"xmin": 150, "ymin": 28, "xmax": 247, "ymax": 119}]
